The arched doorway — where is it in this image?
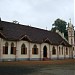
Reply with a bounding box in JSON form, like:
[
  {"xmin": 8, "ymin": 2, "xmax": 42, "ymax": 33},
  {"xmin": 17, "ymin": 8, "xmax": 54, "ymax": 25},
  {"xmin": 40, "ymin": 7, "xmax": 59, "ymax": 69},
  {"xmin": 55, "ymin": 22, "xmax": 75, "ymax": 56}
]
[{"xmin": 43, "ymin": 46, "xmax": 47, "ymax": 58}]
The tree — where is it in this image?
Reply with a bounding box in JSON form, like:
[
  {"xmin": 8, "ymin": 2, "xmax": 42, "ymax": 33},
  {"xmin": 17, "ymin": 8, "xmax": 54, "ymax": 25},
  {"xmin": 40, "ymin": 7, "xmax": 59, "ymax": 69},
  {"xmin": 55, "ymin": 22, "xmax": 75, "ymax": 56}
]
[
  {"xmin": 51, "ymin": 18, "xmax": 68, "ymax": 39},
  {"xmin": 51, "ymin": 18, "xmax": 67, "ymax": 32}
]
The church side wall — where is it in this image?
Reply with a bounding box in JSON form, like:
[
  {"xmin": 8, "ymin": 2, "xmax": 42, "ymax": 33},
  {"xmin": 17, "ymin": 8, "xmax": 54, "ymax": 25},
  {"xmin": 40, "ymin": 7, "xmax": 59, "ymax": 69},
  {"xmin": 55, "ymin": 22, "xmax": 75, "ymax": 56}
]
[{"xmin": 0, "ymin": 39, "xmax": 72, "ymax": 61}]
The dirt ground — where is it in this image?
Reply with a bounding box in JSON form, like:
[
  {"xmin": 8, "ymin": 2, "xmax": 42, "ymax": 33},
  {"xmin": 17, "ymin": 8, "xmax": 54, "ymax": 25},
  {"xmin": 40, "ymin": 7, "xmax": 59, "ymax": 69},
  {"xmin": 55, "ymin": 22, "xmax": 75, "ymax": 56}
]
[
  {"xmin": 0, "ymin": 59, "xmax": 75, "ymax": 66},
  {"xmin": 0, "ymin": 59, "xmax": 75, "ymax": 75}
]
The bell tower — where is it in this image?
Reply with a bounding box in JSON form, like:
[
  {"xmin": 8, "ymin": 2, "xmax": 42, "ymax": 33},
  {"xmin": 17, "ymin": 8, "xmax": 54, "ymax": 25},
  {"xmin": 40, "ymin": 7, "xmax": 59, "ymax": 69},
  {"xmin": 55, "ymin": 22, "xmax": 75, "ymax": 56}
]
[
  {"xmin": 67, "ymin": 19, "xmax": 74, "ymax": 45},
  {"xmin": 67, "ymin": 19, "xmax": 75, "ymax": 58}
]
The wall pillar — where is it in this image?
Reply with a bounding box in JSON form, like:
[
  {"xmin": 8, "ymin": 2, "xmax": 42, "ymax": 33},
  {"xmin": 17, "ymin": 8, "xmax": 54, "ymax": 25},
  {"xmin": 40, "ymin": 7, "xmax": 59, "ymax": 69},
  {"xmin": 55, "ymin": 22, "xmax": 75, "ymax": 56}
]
[
  {"xmin": 0, "ymin": 39, "xmax": 3, "ymax": 61},
  {"xmin": 8, "ymin": 42, "xmax": 11, "ymax": 55},
  {"xmin": 49, "ymin": 45, "xmax": 51, "ymax": 59},
  {"xmin": 47, "ymin": 44, "xmax": 49, "ymax": 59},
  {"xmin": 64, "ymin": 47, "xmax": 66, "ymax": 59},
  {"xmin": 57, "ymin": 46, "xmax": 59, "ymax": 59},
  {"xmin": 15, "ymin": 41, "xmax": 19, "ymax": 61},
  {"xmin": 40, "ymin": 44, "xmax": 43, "ymax": 60}
]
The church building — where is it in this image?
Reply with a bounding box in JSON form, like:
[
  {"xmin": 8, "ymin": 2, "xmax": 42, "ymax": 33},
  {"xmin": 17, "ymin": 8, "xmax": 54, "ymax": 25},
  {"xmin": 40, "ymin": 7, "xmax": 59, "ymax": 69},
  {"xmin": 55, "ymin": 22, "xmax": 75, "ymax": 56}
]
[{"xmin": 0, "ymin": 19, "xmax": 75, "ymax": 61}]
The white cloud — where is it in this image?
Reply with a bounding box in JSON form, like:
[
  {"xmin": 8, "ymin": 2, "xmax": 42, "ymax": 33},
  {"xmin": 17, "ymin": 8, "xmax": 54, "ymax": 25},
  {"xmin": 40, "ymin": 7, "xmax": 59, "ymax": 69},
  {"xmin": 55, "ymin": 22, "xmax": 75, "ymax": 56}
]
[{"xmin": 0, "ymin": 0, "xmax": 74, "ymax": 30}]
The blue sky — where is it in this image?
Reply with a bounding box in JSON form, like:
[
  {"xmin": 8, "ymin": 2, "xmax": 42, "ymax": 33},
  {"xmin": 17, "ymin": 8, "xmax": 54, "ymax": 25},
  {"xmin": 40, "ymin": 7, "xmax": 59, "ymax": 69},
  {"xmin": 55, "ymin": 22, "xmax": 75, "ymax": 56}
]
[{"xmin": 0, "ymin": 0, "xmax": 74, "ymax": 30}]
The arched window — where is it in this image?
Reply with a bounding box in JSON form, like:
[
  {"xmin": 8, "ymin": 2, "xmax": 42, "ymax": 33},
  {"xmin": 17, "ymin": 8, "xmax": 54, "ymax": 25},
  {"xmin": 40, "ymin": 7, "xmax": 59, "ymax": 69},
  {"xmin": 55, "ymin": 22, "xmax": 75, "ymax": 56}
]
[
  {"xmin": 52, "ymin": 46, "xmax": 56, "ymax": 55},
  {"xmin": 66, "ymin": 47, "xmax": 68, "ymax": 55},
  {"xmin": 43, "ymin": 46, "xmax": 47, "ymax": 57},
  {"xmin": 3, "ymin": 42, "xmax": 8, "ymax": 54},
  {"xmin": 21, "ymin": 44, "xmax": 27, "ymax": 54},
  {"xmin": 32, "ymin": 44, "xmax": 38, "ymax": 54},
  {"xmin": 11, "ymin": 43, "xmax": 14, "ymax": 54},
  {"xmin": 11, "ymin": 43, "xmax": 16, "ymax": 54},
  {"xmin": 62, "ymin": 47, "xmax": 63, "ymax": 55}
]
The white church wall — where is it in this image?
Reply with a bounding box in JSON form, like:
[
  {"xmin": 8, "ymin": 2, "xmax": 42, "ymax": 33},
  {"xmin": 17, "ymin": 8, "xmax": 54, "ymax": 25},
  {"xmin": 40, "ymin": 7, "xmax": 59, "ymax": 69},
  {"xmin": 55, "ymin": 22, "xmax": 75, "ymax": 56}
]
[{"xmin": 0, "ymin": 38, "xmax": 73, "ymax": 61}]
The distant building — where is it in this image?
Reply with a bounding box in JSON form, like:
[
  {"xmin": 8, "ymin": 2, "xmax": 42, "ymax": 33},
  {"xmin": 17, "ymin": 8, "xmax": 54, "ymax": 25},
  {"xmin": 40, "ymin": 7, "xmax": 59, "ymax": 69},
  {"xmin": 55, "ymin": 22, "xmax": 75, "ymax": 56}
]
[{"xmin": 0, "ymin": 19, "xmax": 75, "ymax": 61}]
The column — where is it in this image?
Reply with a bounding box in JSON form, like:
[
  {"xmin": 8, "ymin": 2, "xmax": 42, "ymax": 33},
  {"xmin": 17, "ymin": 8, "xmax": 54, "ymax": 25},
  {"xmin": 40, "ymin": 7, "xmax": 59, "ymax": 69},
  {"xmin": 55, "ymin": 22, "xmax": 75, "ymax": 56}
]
[
  {"xmin": 8, "ymin": 42, "xmax": 11, "ymax": 55},
  {"xmin": 0, "ymin": 39, "xmax": 3, "ymax": 61},
  {"xmin": 15, "ymin": 41, "xmax": 19, "ymax": 61},
  {"xmin": 40, "ymin": 44, "xmax": 43, "ymax": 60}
]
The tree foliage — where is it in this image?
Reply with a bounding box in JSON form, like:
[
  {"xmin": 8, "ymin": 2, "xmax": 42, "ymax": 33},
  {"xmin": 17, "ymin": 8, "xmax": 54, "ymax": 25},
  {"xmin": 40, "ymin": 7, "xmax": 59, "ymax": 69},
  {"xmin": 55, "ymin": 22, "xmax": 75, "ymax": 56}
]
[
  {"xmin": 51, "ymin": 18, "xmax": 67, "ymax": 32},
  {"xmin": 51, "ymin": 18, "xmax": 68, "ymax": 39}
]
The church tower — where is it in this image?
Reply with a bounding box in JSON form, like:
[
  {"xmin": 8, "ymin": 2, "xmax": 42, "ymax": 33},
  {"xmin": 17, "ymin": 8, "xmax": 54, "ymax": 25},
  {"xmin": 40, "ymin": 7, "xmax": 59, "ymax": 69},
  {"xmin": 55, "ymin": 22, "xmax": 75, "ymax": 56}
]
[
  {"xmin": 67, "ymin": 19, "xmax": 75, "ymax": 58},
  {"xmin": 67, "ymin": 19, "xmax": 74, "ymax": 45}
]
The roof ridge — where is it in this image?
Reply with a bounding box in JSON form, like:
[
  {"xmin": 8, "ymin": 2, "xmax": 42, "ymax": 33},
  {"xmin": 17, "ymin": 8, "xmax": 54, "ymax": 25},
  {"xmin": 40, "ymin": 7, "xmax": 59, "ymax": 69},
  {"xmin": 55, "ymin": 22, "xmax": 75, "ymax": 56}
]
[{"xmin": 0, "ymin": 20, "xmax": 53, "ymax": 33}]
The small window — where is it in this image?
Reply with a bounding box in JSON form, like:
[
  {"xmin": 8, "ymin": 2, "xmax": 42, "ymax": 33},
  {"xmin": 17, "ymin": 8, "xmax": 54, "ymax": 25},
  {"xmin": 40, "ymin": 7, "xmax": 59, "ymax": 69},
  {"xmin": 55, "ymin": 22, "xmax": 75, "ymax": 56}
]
[
  {"xmin": 66, "ymin": 47, "xmax": 68, "ymax": 55},
  {"xmin": 11, "ymin": 43, "xmax": 14, "ymax": 54},
  {"xmin": 21, "ymin": 44, "xmax": 27, "ymax": 54},
  {"xmin": 3, "ymin": 42, "xmax": 8, "ymax": 54},
  {"xmin": 11, "ymin": 43, "xmax": 16, "ymax": 54},
  {"xmin": 52, "ymin": 46, "xmax": 56, "ymax": 55},
  {"xmin": 32, "ymin": 45, "xmax": 38, "ymax": 54},
  {"xmin": 62, "ymin": 47, "xmax": 63, "ymax": 55}
]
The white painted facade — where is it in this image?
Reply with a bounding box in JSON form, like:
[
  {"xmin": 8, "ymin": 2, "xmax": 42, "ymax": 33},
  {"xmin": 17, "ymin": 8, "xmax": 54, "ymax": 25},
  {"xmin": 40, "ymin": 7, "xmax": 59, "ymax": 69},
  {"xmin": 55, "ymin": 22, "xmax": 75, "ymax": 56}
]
[{"xmin": 0, "ymin": 38, "xmax": 71, "ymax": 61}]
